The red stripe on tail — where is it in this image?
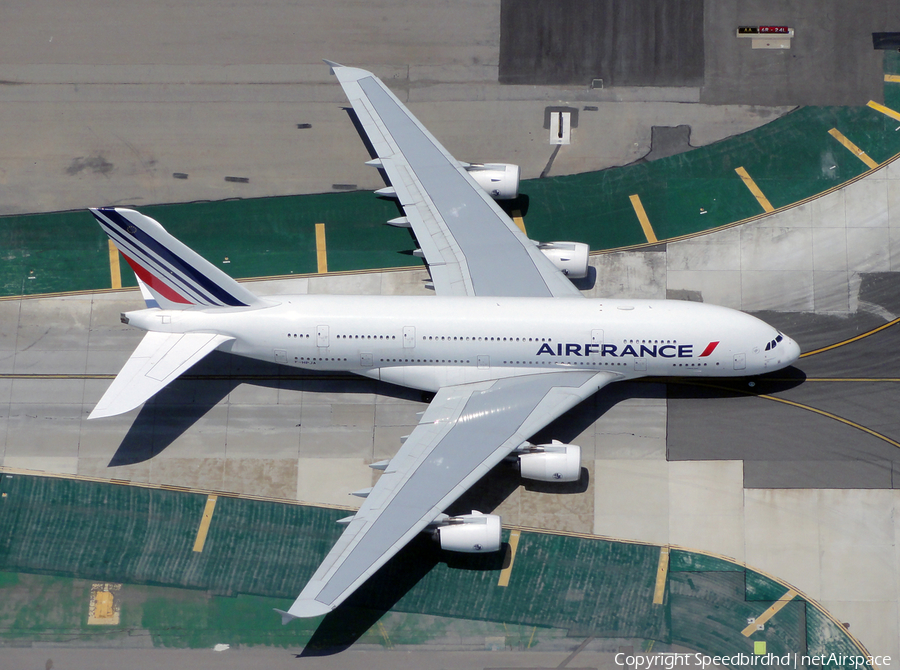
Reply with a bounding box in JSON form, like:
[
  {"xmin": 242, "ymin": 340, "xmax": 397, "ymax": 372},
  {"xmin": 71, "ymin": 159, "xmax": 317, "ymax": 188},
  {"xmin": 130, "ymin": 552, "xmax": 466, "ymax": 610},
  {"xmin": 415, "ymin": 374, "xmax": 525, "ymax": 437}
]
[{"xmin": 121, "ymin": 252, "xmax": 192, "ymax": 305}]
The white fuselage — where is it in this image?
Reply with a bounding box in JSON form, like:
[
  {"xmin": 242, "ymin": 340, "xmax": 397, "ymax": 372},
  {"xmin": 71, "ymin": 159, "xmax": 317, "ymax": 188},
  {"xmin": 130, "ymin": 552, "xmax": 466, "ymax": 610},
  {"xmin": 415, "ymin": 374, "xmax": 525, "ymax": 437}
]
[{"xmin": 123, "ymin": 295, "xmax": 801, "ymax": 391}]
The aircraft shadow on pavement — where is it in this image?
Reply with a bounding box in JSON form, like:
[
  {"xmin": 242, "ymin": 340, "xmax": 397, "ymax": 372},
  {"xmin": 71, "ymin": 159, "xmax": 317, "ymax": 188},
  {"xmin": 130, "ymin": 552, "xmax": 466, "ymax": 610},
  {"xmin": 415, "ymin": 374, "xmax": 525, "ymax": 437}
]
[
  {"xmin": 300, "ymin": 533, "xmax": 505, "ymax": 656},
  {"xmin": 662, "ymin": 365, "xmax": 807, "ymax": 400},
  {"xmin": 106, "ymin": 352, "xmax": 423, "ymax": 467}
]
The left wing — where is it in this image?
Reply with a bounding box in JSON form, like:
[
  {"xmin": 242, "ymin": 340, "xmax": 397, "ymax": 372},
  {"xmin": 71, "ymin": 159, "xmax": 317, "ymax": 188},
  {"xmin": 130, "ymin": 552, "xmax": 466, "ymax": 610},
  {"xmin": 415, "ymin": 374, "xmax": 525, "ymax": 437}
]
[
  {"xmin": 281, "ymin": 370, "xmax": 619, "ymax": 620},
  {"xmin": 327, "ymin": 61, "xmax": 584, "ymax": 299}
]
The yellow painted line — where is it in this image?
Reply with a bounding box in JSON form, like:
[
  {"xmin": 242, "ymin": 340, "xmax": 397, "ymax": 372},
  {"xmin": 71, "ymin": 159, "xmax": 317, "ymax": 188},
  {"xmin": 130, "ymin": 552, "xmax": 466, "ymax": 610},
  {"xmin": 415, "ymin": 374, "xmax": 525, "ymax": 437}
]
[
  {"xmin": 192, "ymin": 494, "xmax": 218, "ymax": 553},
  {"xmin": 497, "ymin": 529, "xmax": 521, "ymax": 587},
  {"xmin": 377, "ymin": 621, "xmax": 394, "ymax": 649},
  {"xmin": 653, "ymin": 546, "xmax": 669, "ymax": 605},
  {"xmin": 801, "ymin": 316, "xmax": 900, "ymax": 357},
  {"xmin": 868, "ymin": 100, "xmax": 900, "ymax": 123},
  {"xmin": 885, "ymin": 75, "xmax": 900, "ymax": 83},
  {"xmin": 511, "ymin": 209, "xmax": 527, "ymax": 235},
  {"xmin": 628, "ymin": 194, "xmax": 658, "ymax": 243},
  {"xmin": 315, "ymin": 222, "xmax": 328, "ymax": 274},
  {"xmin": 670, "ymin": 377, "xmax": 900, "ymax": 451},
  {"xmin": 802, "ymin": 377, "xmax": 900, "ymax": 382},
  {"xmin": 527, "ymin": 626, "xmax": 537, "ymax": 649},
  {"xmin": 828, "ymin": 128, "xmax": 879, "ymax": 169},
  {"xmin": 735, "ymin": 166, "xmax": 774, "ymax": 213},
  {"xmin": 758, "ymin": 394, "xmax": 900, "ymax": 449},
  {"xmin": 107, "ymin": 240, "xmax": 121, "ymax": 290},
  {"xmin": 742, "ymin": 589, "xmax": 798, "ymax": 636}
]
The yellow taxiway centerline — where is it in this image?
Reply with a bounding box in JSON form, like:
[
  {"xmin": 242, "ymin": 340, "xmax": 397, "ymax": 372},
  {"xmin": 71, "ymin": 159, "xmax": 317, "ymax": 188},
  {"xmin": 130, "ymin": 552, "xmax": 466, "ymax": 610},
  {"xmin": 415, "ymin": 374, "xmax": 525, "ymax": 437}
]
[
  {"xmin": 511, "ymin": 209, "xmax": 527, "ymax": 235},
  {"xmin": 867, "ymin": 100, "xmax": 900, "ymax": 123},
  {"xmin": 802, "ymin": 316, "xmax": 900, "ymax": 357},
  {"xmin": 735, "ymin": 167, "xmax": 774, "ymax": 213},
  {"xmin": 377, "ymin": 621, "xmax": 394, "ymax": 649},
  {"xmin": 628, "ymin": 194, "xmax": 658, "ymax": 243},
  {"xmin": 828, "ymin": 128, "xmax": 879, "ymax": 169},
  {"xmin": 497, "ymin": 529, "xmax": 522, "ymax": 587},
  {"xmin": 653, "ymin": 546, "xmax": 669, "ymax": 605},
  {"xmin": 742, "ymin": 589, "xmax": 798, "ymax": 636},
  {"xmin": 315, "ymin": 223, "xmax": 328, "ymax": 274},
  {"xmin": 192, "ymin": 494, "xmax": 218, "ymax": 553},
  {"xmin": 108, "ymin": 240, "xmax": 122, "ymax": 290},
  {"xmin": 759, "ymin": 394, "xmax": 900, "ymax": 449}
]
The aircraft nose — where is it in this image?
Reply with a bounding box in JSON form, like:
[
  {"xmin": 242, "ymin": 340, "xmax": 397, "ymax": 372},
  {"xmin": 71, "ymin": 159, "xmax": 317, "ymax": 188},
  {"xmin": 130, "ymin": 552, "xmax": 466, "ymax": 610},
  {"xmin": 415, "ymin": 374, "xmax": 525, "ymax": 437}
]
[{"xmin": 784, "ymin": 336, "xmax": 801, "ymax": 365}]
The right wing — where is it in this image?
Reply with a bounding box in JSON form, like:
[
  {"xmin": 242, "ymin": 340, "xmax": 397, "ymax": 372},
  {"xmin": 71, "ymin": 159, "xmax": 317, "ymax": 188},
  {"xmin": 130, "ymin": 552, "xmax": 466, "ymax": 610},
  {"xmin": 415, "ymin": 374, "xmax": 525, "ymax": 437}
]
[
  {"xmin": 89, "ymin": 331, "xmax": 233, "ymax": 419},
  {"xmin": 327, "ymin": 61, "xmax": 584, "ymax": 299},
  {"xmin": 282, "ymin": 370, "xmax": 619, "ymax": 619}
]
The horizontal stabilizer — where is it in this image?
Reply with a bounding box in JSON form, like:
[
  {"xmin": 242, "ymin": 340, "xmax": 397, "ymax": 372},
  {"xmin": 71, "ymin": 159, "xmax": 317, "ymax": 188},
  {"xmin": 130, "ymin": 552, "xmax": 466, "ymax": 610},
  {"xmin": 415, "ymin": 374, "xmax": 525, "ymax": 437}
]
[{"xmin": 89, "ymin": 331, "xmax": 233, "ymax": 419}]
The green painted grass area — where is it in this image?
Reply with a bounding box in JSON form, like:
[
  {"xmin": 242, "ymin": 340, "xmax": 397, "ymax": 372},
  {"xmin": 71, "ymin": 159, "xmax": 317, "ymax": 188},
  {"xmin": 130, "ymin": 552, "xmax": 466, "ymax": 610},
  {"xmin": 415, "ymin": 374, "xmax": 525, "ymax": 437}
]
[
  {"xmin": 0, "ymin": 193, "xmax": 416, "ymax": 297},
  {"xmin": 519, "ymin": 104, "xmax": 899, "ymax": 252},
  {"xmin": 0, "ymin": 474, "xmax": 871, "ymax": 661},
  {"xmin": 3, "ymin": 75, "xmax": 900, "ymax": 298},
  {"xmin": 0, "ymin": 571, "xmax": 563, "ymax": 649}
]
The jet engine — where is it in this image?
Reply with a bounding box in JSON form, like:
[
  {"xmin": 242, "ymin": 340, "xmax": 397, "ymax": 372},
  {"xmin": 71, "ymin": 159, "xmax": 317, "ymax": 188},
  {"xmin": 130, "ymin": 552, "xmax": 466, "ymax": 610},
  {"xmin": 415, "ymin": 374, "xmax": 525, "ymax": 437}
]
[
  {"xmin": 537, "ymin": 242, "xmax": 590, "ymax": 279},
  {"xmin": 517, "ymin": 441, "xmax": 582, "ymax": 482},
  {"xmin": 434, "ymin": 511, "xmax": 502, "ymax": 553},
  {"xmin": 464, "ymin": 163, "xmax": 520, "ymax": 200}
]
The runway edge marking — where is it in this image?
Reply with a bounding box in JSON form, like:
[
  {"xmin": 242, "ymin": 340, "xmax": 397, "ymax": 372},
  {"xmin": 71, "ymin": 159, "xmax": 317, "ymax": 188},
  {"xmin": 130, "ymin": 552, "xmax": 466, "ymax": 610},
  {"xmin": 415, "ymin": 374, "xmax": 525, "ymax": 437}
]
[
  {"xmin": 192, "ymin": 494, "xmax": 218, "ymax": 553},
  {"xmin": 741, "ymin": 588, "xmax": 798, "ymax": 637},
  {"xmin": 497, "ymin": 528, "xmax": 521, "ymax": 587}
]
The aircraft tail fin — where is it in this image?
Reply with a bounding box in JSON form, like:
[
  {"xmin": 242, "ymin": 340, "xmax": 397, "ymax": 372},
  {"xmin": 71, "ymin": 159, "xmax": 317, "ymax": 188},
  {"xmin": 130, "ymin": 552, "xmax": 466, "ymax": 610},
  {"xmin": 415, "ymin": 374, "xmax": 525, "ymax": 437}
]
[
  {"xmin": 91, "ymin": 207, "xmax": 262, "ymax": 310},
  {"xmin": 89, "ymin": 330, "xmax": 234, "ymax": 419}
]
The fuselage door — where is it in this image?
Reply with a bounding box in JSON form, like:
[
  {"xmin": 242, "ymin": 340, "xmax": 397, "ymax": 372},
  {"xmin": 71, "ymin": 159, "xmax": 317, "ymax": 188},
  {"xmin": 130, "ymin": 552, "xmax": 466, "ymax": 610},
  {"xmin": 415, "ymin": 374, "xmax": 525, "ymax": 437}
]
[
  {"xmin": 274, "ymin": 349, "xmax": 287, "ymax": 364},
  {"xmin": 360, "ymin": 352, "xmax": 373, "ymax": 367},
  {"xmin": 733, "ymin": 353, "xmax": 746, "ymax": 370},
  {"xmin": 591, "ymin": 329, "xmax": 604, "ymax": 356},
  {"xmin": 634, "ymin": 358, "xmax": 647, "ymax": 372},
  {"xmin": 477, "ymin": 355, "xmax": 490, "ymax": 369},
  {"xmin": 316, "ymin": 325, "xmax": 329, "ymax": 348},
  {"xmin": 402, "ymin": 326, "xmax": 416, "ymax": 349}
]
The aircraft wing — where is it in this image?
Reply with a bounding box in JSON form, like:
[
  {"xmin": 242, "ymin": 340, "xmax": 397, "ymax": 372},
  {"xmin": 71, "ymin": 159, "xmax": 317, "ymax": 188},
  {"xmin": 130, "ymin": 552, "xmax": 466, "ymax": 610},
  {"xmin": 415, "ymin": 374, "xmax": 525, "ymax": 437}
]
[
  {"xmin": 327, "ymin": 61, "xmax": 583, "ymax": 299},
  {"xmin": 282, "ymin": 369, "xmax": 618, "ymax": 620}
]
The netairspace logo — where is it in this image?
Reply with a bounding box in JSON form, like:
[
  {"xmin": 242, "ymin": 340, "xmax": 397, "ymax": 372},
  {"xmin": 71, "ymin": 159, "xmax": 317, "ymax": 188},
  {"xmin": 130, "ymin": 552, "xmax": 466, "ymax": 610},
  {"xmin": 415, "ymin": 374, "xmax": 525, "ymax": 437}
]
[{"xmin": 614, "ymin": 652, "xmax": 892, "ymax": 670}]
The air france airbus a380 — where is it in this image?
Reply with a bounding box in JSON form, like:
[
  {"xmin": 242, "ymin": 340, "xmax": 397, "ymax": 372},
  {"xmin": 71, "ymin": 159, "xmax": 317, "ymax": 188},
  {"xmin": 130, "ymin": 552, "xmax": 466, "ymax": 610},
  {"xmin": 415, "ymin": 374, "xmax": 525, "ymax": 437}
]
[{"xmin": 88, "ymin": 61, "xmax": 801, "ymax": 622}]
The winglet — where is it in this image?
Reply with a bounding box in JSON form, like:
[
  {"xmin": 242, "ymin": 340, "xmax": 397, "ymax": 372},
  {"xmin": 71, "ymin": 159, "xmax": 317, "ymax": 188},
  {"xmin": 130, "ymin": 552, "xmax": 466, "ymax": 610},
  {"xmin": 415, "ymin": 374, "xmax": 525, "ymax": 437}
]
[
  {"xmin": 274, "ymin": 608, "xmax": 298, "ymax": 626},
  {"xmin": 275, "ymin": 598, "xmax": 333, "ymax": 623},
  {"xmin": 323, "ymin": 59, "xmax": 343, "ymax": 74}
]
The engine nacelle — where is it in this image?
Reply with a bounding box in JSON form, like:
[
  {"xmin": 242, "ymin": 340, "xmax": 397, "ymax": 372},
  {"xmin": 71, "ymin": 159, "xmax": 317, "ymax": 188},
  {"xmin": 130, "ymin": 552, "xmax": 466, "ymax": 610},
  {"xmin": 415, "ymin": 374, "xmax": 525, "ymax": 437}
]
[
  {"xmin": 435, "ymin": 512, "xmax": 502, "ymax": 553},
  {"xmin": 465, "ymin": 163, "xmax": 520, "ymax": 200},
  {"xmin": 538, "ymin": 242, "xmax": 590, "ymax": 279},
  {"xmin": 518, "ymin": 443, "xmax": 582, "ymax": 482}
]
